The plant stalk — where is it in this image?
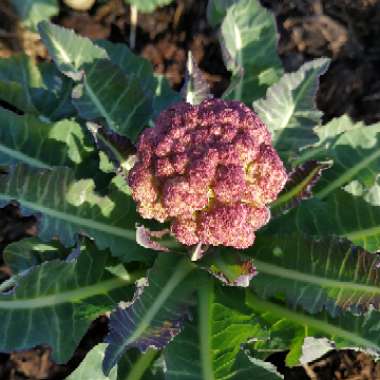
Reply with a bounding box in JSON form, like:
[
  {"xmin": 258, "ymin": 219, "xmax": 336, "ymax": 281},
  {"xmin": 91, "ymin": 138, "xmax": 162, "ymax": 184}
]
[
  {"xmin": 129, "ymin": 5, "xmax": 138, "ymax": 50},
  {"xmin": 124, "ymin": 348, "xmax": 157, "ymax": 380}
]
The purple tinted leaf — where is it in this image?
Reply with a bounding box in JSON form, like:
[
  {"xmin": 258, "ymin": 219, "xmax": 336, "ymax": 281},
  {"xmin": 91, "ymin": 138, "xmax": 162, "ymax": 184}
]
[
  {"xmin": 107, "ymin": 304, "xmax": 186, "ymax": 352},
  {"xmin": 136, "ymin": 225, "xmax": 170, "ymax": 252},
  {"xmin": 65, "ymin": 243, "xmax": 81, "ymax": 262},
  {"xmin": 271, "ymin": 160, "xmax": 331, "ymax": 217},
  {"xmin": 103, "ymin": 255, "xmax": 198, "ymax": 374}
]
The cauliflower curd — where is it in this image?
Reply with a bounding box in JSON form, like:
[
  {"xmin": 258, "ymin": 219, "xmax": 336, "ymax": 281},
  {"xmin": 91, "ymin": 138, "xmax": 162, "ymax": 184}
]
[{"xmin": 128, "ymin": 99, "xmax": 287, "ymax": 249}]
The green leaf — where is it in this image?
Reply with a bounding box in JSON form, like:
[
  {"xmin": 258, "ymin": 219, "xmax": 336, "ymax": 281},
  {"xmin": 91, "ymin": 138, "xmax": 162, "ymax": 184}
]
[
  {"xmin": 270, "ymin": 161, "xmax": 331, "ymax": 217},
  {"xmin": 11, "ymin": 0, "xmax": 58, "ymax": 30},
  {"xmin": 67, "ymin": 344, "xmax": 163, "ymax": 380},
  {"xmin": 103, "ymin": 255, "xmax": 197, "ymax": 374},
  {"xmin": 95, "ymin": 40, "xmax": 180, "ymax": 116},
  {"xmin": 207, "ymin": 0, "xmax": 235, "ymax": 27},
  {"xmin": 38, "ymin": 22, "xmax": 179, "ymax": 119},
  {"xmin": 359, "ymin": 180, "xmax": 380, "ymax": 207},
  {"xmin": 72, "ymin": 60, "xmax": 153, "ymax": 143},
  {"xmin": 0, "ymin": 241, "xmax": 138, "ymax": 363},
  {"xmin": 152, "ymin": 74, "xmax": 181, "ymax": 116},
  {"xmin": 34, "ymin": 62, "xmax": 77, "ymax": 120},
  {"xmin": 267, "ymin": 190, "xmax": 380, "ymax": 253},
  {"xmin": 0, "ymin": 54, "xmax": 42, "ymax": 113},
  {"xmin": 0, "ymin": 107, "xmax": 92, "ymax": 169},
  {"xmin": 251, "ymin": 233, "xmax": 380, "ymax": 315},
  {"xmin": 165, "ymin": 279, "xmax": 282, "ymax": 379},
  {"xmin": 181, "ymin": 52, "xmax": 211, "ymax": 105},
  {"xmin": 116, "ymin": 348, "xmax": 164, "ymax": 380},
  {"xmin": 314, "ymin": 114, "xmax": 366, "ymax": 144},
  {"xmin": 220, "ymin": 0, "xmax": 283, "ymax": 104},
  {"xmin": 247, "ymin": 292, "xmax": 380, "ymax": 366},
  {"xmin": 253, "ymin": 58, "xmax": 330, "ymax": 163},
  {"xmin": 299, "ymin": 337, "xmax": 335, "ymax": 365},
  {"xmin": 124, "ymin": 0, "xmax": 174, "ymax": 13},
  {"xmin": 95, "ymin": 40, "xmax": 155, "ymax": 90},
  {"xmin": 38, "ymin": 21, "xmax": 107, "ymax": 80},
  {"xmin": 0, "ymin": 165, "xmax": 151, "ymax": 262},
  {"xmin": 3, "ymin": 237, "xmax": 67, "ymax": 274},
  {"xmin": 307, "ymin": 119, "xmax": 380, "ymax": 200},
  {"xmin": 199, "ymin": 247, "xmax": 256, "ymax": 287},
  {"xmin": 293, "ymin": 114, "xmax": 372, "ymax": 166},
  {"xmin": 67, "ymin": 344, "xmax": 118, "ymax": 380},
  {"xmin": 87, "ymin": 124, "xmax": 136, "ymax": 174},
  {"xmin": 0, "ymin": 54, "xmax": 75, "ymax": 119}
]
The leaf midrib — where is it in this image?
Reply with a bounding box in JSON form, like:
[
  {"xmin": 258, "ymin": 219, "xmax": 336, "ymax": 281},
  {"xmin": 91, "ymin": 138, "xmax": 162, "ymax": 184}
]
[
  {"xmin": 0, "ymin": 277, "xmax": 129, "ymax": 310},
  {"xmin": 254, "ymin": 260, "xmax": 380, "ymax": 294},
  {"xmin": 345, "ymin": 226, "xmax": 380, "ymax": 243},
  {"xmin": 316, "ymin": 148, "xmax": 380, "ymax": 199},
  {"xmin": 0, "ymin": 143, "xmax": 52, "ymax": 169},
  {"xmin": 109, "ymin": 258, "xmax": 193, "ymax": 363},
  {"xmin": 199, "ymin": 279, "xmax": 215, "ymax": 380},
  {"xmin": 0, "ymin": 194, "xmax": 136, "ymax": 241},
  {"xmin": 44, "ymin": 27, "xmax": 74, "ymax": 68},
  {"xmin": 248, "ymin": 293, "xmax": 379, "ymax": 351},
  {"xmin": 270, "ymin": 164, "xmax": 322, "ymax": 210},
  {"xmin": 272, "ymin": 71, "xmax": 316, "ymax": 146},
  {"xmin": 84, "ymin": 72, "xmax": 115, "ymax": 129}
]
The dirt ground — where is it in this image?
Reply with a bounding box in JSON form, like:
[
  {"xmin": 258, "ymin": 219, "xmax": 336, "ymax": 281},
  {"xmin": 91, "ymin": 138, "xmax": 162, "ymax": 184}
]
[{"xmin": 1, "ymin": 0, "xmax": 380, "ymax": 378}]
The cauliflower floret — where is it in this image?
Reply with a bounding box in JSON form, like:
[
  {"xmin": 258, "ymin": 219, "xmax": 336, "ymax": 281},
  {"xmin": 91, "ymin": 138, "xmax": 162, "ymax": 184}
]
[{"xmin": 128, "ymin": 99, "xmax": 287, "ymax": 249}]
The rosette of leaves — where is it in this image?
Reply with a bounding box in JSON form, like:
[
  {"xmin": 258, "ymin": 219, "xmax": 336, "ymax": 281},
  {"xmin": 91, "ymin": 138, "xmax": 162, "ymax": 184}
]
[{"xmin": 0, "ymin": 0, "xmax": 380, "ymax": 379}]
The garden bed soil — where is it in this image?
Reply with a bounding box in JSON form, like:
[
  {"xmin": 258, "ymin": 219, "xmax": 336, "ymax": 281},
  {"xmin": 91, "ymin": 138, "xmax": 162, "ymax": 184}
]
[{"xmin": 1, "ymin": 0, "xmax": 380, "ymax": 378}]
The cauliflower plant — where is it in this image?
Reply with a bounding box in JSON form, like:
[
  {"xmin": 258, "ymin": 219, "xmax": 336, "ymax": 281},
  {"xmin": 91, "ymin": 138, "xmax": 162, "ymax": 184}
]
[{"xmin": 128, "ymin": 99, "xmax": 287, "ymax": 249}]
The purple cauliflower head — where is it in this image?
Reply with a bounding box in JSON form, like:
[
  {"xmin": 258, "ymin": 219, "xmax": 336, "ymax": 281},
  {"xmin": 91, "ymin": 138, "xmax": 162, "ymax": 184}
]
[{"xmin": 128, "ymin": 99, "xmax": 287, "ymax": 249}]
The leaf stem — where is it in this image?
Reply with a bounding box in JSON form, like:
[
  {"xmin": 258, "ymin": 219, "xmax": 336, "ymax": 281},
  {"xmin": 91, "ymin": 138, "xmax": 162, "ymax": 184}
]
[
  {"xmin": 198, "ymin": 278, "xmax": 215, "ymax": 380},
  {"xmin": 129, "ymin": 5, "xmax": 138, "ymax": 50},
  {"xmin": 124, "ymin": 348, "xmax": 157, "ymax": 380},
  {"xmin": 270, "ymin": 164, "xmax": 323, "ymax": 210}
]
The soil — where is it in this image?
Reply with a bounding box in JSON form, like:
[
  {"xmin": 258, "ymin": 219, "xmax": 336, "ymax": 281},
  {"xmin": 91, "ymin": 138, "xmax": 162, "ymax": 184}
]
[{"xmin": 1, "ymin": 0, "xmax": 380, "ymax": 378}]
